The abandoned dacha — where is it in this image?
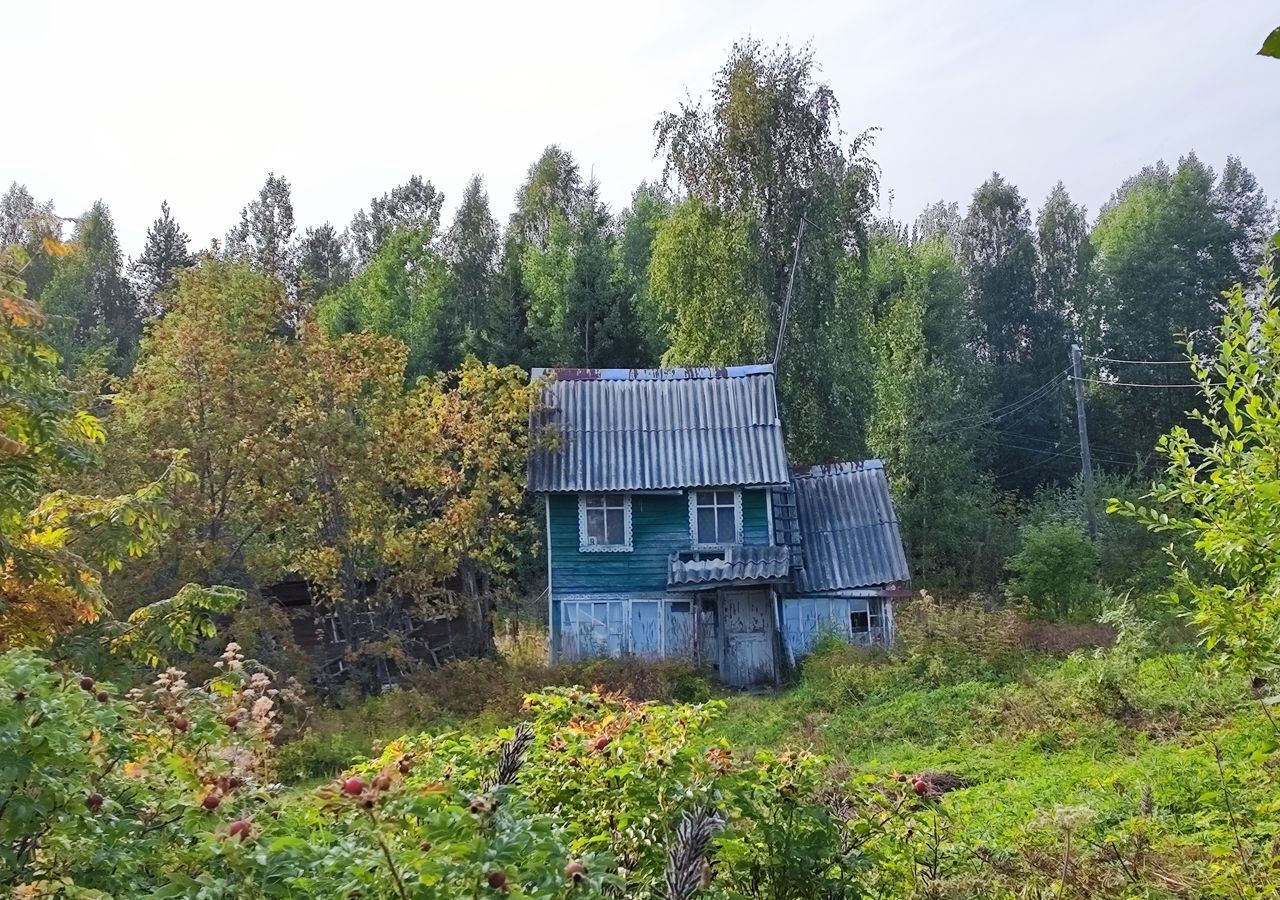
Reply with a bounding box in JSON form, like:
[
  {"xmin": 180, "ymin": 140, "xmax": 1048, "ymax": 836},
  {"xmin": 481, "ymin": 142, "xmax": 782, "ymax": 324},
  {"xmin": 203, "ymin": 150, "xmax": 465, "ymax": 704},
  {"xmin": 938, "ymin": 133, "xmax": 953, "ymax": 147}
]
[{"xmin": 529, "ymin": 365, "xmax": 911, "ymax": 686}]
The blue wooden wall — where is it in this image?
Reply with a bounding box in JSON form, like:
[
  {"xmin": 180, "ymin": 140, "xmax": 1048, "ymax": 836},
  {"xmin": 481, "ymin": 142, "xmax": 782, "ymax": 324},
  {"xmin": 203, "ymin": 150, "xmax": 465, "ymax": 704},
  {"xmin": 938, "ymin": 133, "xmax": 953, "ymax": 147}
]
[{"xmin": 548, "ymin": 489, "xmax": 771, "ymax": 594}]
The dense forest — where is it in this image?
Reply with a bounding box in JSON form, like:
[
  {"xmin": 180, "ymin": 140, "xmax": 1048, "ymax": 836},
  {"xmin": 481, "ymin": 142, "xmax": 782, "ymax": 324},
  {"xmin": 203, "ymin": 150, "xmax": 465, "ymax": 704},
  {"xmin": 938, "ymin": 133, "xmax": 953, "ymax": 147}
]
[{"xmin": 3, "ymin": 39, "xmax": 1277, "ymax": 663}]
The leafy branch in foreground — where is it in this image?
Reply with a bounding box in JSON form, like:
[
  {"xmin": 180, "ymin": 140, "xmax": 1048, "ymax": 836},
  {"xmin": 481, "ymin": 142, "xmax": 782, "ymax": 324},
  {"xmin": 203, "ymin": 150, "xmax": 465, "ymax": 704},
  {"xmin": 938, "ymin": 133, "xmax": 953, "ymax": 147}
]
[{"xmin": 1111, "ymin": 240, "xmax": 1280, "ymax": 680}]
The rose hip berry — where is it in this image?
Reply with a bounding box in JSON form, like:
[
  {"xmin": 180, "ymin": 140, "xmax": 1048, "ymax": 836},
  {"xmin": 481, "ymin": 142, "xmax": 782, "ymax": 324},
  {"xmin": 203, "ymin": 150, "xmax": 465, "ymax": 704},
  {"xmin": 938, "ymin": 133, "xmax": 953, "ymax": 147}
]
[
  {"xmin": 591, "ymin": 735, "xmax": 611, "ymax": 752},
  {"xmin": 565, "ymin": 860, "xmax": 588, "ymax": 883},
  {"xmin": 372, "ymin": 773, "xmax": 392, "ymax": 791},
  {"xmin": 173, "ymin": 716, "xmax": 189, "ymax": 733},
  {"xmin": 202, "ymin": 793, "xmax": 222, "ymax": 811},
  {"xmin": 913, "ymin": 779, "xmax": 929, "ymax": 795},
  {"xmin": 228, "ymin": 819, "xmax": 251, "ymax": 840},
  {"xmin": 343, "ymin": 776, "xmax": 365, "ymax": 795},
  {"xmin": 486, "ymin": 869, "xmax": 508, "ymax": 889},
  {"xmin": 86, "ymin": 792, "xmax": 104, "ymax": 812},
  {"xmin": 224, "ymin": 715, "xmax": 239, "ymax": 729},
  {"xmin": 79, "ymin": 676, "xmax": 95, "ymax": 692}
]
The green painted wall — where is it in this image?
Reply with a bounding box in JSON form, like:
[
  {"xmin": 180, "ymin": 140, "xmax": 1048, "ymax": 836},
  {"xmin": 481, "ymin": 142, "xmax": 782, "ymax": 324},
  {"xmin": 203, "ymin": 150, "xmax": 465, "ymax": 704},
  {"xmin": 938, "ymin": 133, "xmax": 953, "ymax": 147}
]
[{"xmin": 548, "ymin": 489, "xmax": 771, "ymax": 594}]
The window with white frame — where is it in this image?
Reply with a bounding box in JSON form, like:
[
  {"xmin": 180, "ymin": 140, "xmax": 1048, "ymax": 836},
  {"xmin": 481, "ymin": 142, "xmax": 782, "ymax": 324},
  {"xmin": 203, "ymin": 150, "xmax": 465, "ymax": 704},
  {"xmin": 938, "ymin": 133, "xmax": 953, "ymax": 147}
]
[
  {"xmin": 868, "ymin": 598, "xmax": 884, "ymax": 631},
  {"xmin": 690, "ymin": 489, "xmax": 741, "ymax": 547},
  {"xmin": 579, "ymin": 494, "xmax": 632, "ymax": 551}
]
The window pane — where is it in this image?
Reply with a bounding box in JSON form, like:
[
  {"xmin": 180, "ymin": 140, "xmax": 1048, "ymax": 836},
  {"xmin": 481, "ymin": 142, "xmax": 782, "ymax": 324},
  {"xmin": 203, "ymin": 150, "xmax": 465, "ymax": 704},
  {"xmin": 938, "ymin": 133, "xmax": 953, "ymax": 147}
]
[
  {"xmin": 605, "ymin": 494, "xmax": 624, "ymax": 510},
  {"xmin": 696, "ymin": 490, "xmax": 714, "ymax": 508},
  {"xmin": 586, "ymin": 507, "xmax": 606, "ymax": 543},
  {"xmin": 697, "ymin": 507, "xmax": 716, "ymax": 543},
  {"xmin": 717, "ymin": 507, "xmax": 735, "ymax": 543},
  {"xmin": 850, "ymin": 610, "xmax": 870, "ymax": 633},
  {"xmin": 716, "ymin": 490, "xmax": 735, "ymax": 506},
  {"xmin": 605, "ymin": 509, "xmax": 625, "ymax": 544}
]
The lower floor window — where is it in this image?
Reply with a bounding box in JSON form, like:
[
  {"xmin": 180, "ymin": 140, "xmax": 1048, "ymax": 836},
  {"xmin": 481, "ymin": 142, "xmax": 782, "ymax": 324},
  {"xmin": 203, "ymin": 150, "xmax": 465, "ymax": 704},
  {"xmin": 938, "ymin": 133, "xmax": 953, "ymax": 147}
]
[{"xmin": 851, "ymin": 599, "xmax": 884, "ymax": 635}]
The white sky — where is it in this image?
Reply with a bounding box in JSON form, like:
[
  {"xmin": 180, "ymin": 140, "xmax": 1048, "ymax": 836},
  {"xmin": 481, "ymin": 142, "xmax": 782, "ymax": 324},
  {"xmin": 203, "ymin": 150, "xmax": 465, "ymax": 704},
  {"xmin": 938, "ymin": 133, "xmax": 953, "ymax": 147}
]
[{"xmin": 5, "ymin": 0, "xmax": 1277, "ymax": 258}]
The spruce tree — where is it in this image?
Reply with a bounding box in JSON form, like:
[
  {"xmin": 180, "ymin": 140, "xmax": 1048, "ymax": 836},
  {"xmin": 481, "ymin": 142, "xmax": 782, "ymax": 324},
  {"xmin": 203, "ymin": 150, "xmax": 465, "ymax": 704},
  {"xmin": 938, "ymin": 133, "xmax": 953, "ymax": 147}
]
[
  {"xmin": 131, "ymin": 200, "xmax": 195, "ymax": 316},
  {"xmin": 350, "ymin": 176, "xmax": 444, "ymax": 265}
]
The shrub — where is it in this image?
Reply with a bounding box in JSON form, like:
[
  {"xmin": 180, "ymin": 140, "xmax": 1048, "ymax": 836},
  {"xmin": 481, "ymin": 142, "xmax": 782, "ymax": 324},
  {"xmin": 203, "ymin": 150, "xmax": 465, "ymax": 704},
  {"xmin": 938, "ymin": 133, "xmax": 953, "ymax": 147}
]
[
  {"xmin": 0, "ymin": 644, "xmax": 303, "ymax": 893},
  {"xmin": 1006, "ymin": 522, "xmax": 1102, "ymax": 621}
]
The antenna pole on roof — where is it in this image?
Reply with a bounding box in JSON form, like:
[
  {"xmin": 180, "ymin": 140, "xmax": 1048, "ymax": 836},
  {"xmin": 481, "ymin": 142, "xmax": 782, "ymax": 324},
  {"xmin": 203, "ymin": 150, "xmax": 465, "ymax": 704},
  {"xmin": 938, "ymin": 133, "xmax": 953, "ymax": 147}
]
[{"xmin": 773, "ymin": 217, "xmax": 807, "ymax": 371}]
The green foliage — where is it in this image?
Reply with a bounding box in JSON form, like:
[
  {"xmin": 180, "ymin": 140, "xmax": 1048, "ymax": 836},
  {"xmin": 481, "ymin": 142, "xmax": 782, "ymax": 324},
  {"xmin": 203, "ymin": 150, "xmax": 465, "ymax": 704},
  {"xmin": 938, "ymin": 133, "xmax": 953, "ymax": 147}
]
[
  {"xmin": 1113, "ymin": 257, "xmax": 1280, "ymax": 678},
  {"xmin": 0, "ymin": 644, "xmax": 304, "ymax": 893},
  {"xmin": 316, "ymin": 226, "xmax": 450, "ymax": 378},
  {"xmin": 39, "ymin": 200, "xmax": 142, "ymax": 373},
  {"xmin": 650, "ymin": 199, "xmax": 767, "ymax": 365},
  {"xmin": 0, "ymin": 242, "xmax": 190, "ymax": 647},
  {"xmin": 1089, "ymin": 154, "xmax": 1269, "ymax": 455},
  {"xmin": 1005, "ymin": 522, "xmax": 1101, "ymax": 620},
  {"xmin": 854, "ymin": 233, "xmax": 1014, "ymax": 588},
  {"xmin": 1261, "ymin": 26, "xmax": 1280, "ymax": 58}
]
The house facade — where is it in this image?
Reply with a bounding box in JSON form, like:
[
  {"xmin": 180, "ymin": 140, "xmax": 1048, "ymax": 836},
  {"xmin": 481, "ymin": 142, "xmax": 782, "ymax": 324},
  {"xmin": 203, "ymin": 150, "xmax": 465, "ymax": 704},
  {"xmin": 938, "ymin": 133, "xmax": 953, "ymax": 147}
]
[{"xmin": 528, "ymin": 365, "xmax": 910, "ymax": 686}]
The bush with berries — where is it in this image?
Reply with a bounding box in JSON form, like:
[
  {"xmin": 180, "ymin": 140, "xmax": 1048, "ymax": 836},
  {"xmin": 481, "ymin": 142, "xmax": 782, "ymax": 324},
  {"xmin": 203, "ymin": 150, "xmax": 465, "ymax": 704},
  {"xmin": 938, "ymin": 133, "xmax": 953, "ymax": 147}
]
[{"xmin": 3, "ymin": 660, "xmax": 933, "ymax": 898}]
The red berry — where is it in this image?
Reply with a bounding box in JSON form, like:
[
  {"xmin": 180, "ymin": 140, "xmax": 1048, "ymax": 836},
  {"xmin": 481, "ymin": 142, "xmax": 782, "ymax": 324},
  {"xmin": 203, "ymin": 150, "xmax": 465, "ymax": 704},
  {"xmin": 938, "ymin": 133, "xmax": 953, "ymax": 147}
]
[
  {"xmin": 398, "ymin": 760, "xmax": 412, "ymax": 775},
  {"xmin": 486, "ymin": 869, "xmax": 508, "ymax": 889},
  {"xmin": 224, "ymin": 715, "xmax": 239, "ymax": 729},
  {"xmin": 372, "ymin": 773, "xmax": 392, "ymax": 791},
  {"xmin": 591, "ymin": 735, "xmax": 611, "ymax": 752},
  {"xmin": 173, "ymin": 716, "xmax": 189, "ymax": 733},
  {"xmin": 913, "ymin": 779, "xmax": 928, "ymax": 795},
  {"xmin": 202, "ymin": 793, "xmax": 222, "ymax": 811},
  {"xmin": 343, "ymin": 776, "xmax": 365, "ymax": 795},
  {"xmin": 79, "ymin": 676, "xmax": 95, "ymax": 691},
  {"xmin": 228, "ymin": 819, "xmax": 251, "ymax": 840},
  {"xmin": 86, "ymin": 792, "xmax": 104, "ymax": 812}
]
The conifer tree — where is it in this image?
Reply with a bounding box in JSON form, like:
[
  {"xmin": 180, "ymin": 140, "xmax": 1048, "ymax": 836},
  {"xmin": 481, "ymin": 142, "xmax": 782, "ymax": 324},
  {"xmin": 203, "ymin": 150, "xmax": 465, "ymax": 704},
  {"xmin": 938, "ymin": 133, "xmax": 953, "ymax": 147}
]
[{"xmin": 131, "ymin": 201, "xmax": 195, "ymax": 317}]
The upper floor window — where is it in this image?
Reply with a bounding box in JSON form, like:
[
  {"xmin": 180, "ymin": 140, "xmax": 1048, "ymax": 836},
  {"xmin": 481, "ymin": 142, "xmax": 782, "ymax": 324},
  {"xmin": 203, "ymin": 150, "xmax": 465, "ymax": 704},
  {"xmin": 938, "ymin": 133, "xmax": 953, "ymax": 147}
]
[
  {"xmin": 690, "ymin": 489, "xmax": 741, "ymax": 547},
  {"xmin": 579, "ymin": 493, "xmax": 632, "ymax": 551}
]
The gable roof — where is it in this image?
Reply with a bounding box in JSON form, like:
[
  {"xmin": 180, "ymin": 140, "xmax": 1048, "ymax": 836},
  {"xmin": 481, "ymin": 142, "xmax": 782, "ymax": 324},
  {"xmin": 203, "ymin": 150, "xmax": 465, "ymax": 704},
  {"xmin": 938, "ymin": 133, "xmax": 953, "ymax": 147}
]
[
  {"xmin": 528, "ymin": 365, "xmax": 789, "ymax": 493},
  {"xmin": 791, "ymin": 460, "xmax": 911, "ymax": 592}
]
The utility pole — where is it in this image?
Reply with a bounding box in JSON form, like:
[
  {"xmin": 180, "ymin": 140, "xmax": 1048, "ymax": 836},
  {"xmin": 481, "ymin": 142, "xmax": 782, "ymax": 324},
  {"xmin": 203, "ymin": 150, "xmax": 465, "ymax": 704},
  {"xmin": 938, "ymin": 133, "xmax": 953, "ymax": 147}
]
[
  {"xmin": 773, "ymin": 218, "xmax": 806, "ymax": 371},
  {"xmin": 1070, "ymin": 342, "xmax": 1097, "ymax": 539}
]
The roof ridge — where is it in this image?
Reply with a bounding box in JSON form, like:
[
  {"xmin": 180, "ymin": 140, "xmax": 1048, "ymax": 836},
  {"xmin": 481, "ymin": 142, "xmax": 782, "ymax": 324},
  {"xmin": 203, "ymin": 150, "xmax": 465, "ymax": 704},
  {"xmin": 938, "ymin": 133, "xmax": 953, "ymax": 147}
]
[{"xmin": 531, "ymin": 364, "xmax": 775, "ymax": 382}]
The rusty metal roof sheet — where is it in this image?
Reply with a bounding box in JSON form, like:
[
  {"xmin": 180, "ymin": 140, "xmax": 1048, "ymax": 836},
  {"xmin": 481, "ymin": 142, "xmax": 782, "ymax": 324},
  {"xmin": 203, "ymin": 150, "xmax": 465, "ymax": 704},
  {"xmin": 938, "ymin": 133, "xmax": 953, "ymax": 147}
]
[
  {"xmin": 667, "ymin": 545, "xmax": 791, "ymax": 588},
  {"xmin": 528, "ymin": 365, "xmax": 789, "ymax": 493},
  {"xmin": 791, "ymin": 460, "xmax": 911, "ymax": 592}
]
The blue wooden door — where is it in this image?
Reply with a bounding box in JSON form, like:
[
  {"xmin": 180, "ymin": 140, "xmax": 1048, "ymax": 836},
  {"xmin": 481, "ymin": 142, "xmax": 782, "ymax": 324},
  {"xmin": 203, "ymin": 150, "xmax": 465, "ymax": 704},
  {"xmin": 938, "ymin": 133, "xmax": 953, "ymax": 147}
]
[{"xmin": 721, "ymin": 590, "xmax": 776, "ymax": 686}]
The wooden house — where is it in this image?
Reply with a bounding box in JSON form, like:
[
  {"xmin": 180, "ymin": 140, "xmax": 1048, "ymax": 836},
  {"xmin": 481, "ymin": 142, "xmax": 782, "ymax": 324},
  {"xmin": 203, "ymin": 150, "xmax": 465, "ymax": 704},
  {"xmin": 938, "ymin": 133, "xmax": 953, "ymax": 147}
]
[{"xmin": 528, "ymin": 365, "xmax": 911, "ymax": 686}]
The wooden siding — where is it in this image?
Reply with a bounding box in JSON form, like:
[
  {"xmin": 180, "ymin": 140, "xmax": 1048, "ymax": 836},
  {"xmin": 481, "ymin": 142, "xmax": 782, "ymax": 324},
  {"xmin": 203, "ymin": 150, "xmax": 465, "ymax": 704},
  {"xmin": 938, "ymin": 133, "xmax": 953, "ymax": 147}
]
[{"xmin": 548, "ymin": 489, "xmax": 771, "ymax": 593}]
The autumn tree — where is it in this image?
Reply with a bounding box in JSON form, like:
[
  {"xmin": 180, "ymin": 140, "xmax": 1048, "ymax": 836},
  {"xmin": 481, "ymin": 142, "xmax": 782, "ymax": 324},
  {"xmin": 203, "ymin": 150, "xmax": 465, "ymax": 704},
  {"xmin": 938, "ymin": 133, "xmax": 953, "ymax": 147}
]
[
  {"xmin": 109, "ymin": 258, "xmax": 292, "ymax": 597},
  {"xmin": 0, "ymin": 239, "xmax": 190, "ymax": 648}
]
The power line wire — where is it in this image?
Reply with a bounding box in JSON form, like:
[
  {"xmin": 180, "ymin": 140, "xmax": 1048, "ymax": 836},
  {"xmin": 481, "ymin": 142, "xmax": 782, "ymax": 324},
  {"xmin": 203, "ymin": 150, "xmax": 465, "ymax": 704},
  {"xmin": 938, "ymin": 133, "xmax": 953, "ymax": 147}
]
[
  {"xmin": 1083, "ymin": 354, "xmax": 1189, "ymax": 366},
  {"xmin": 1075, "ymin": 376, "xmax": 1214, "ymax": 389},
  {"xmin": 925, "ymin": 367, "xmax": 1071, "ymax": 435}
]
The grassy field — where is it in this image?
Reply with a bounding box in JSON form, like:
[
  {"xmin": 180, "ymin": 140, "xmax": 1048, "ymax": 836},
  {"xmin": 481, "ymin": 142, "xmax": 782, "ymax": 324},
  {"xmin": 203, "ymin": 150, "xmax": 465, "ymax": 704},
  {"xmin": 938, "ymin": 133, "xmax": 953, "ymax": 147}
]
[{"xmin": 282, "ymin": 605, "xmax": 1280, "ymax": 897}]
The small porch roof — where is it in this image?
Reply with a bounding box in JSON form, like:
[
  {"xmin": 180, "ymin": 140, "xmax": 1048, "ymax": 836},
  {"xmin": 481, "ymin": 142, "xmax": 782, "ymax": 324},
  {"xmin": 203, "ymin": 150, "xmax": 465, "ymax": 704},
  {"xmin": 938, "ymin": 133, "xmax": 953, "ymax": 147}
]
[{"xmin": 667, "ymin": 544, "xmax": 791, "ymax": 589}]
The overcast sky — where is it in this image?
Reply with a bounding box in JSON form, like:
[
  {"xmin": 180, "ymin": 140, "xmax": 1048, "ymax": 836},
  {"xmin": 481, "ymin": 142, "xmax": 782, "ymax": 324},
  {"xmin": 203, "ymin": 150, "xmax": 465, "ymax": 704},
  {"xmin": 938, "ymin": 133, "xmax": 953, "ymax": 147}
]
[{"xmin": 5, "ymin": 0, "xmax": 1277, "ymax": 258}]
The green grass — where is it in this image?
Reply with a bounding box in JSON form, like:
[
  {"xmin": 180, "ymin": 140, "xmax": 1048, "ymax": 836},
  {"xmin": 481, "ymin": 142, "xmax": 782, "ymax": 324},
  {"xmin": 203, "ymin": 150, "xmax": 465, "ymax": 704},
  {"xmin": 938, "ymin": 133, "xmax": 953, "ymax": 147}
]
[{"xmin": 284, "ymin": 626, "xmax": 1280, "ymax": 896}]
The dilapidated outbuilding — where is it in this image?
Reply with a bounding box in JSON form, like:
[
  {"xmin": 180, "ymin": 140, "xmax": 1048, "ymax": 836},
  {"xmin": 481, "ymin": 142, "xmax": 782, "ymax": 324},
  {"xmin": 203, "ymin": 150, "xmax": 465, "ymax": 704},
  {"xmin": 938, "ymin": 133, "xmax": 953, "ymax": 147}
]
[{"xmin": 529, "ymin": 365, "xmax": 910, "ymax": 686}]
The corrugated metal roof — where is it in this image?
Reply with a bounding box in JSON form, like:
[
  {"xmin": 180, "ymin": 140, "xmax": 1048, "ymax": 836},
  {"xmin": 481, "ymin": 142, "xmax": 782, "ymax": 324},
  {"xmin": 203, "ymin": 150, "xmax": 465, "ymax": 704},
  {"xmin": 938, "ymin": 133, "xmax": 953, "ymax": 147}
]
[
  {"xmin": 528, "ymin": 366, "xmax": 789, "ymax": 493},
  {"xmin": 668, "ymin": 545, "xmax": 791, "ymax": 588},
  {"xmin": 792, "ymin": 460, "xmax": 911, "ymax": 592}
]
